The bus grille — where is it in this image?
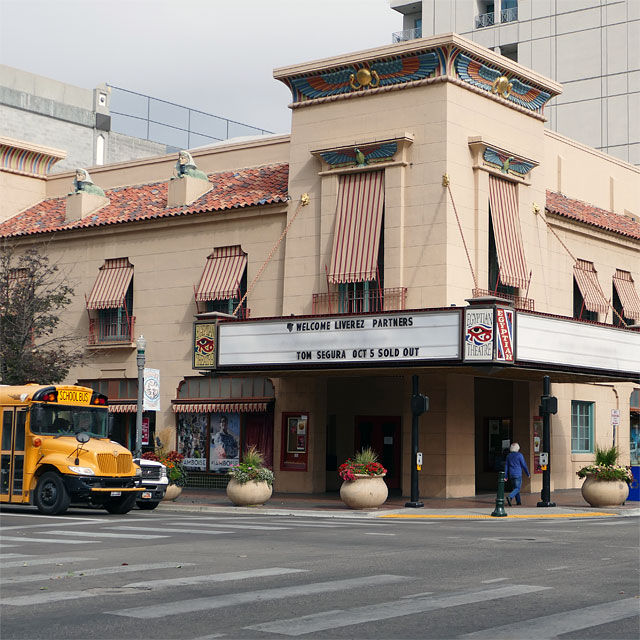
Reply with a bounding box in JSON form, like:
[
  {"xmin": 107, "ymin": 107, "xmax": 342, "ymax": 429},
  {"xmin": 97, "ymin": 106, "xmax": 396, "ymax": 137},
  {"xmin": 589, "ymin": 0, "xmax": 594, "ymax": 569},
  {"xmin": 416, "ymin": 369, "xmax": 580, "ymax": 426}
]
[{"xmin": 97, "ymin": 453, "xmax": 133, "ymax": 475}]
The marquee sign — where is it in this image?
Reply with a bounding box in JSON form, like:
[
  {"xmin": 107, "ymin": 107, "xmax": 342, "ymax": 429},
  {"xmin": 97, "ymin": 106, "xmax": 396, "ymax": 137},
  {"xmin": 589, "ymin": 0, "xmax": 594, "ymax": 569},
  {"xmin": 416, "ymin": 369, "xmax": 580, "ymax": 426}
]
[
  {"xmin": 463, "ymin": 306, "xmax": 515, "ymax": 364},
  {"xmin": 215, "ymin": 311, "xmax": 461, "ymax": 370}
]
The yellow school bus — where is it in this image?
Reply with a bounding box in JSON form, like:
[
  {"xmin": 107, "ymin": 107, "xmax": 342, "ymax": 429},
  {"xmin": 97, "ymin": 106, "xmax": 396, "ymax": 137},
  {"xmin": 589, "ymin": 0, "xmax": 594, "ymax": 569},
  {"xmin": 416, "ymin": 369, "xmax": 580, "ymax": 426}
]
[{"xmin": 0, "ymin": 384, "xmax": 142, "ymax": 515}]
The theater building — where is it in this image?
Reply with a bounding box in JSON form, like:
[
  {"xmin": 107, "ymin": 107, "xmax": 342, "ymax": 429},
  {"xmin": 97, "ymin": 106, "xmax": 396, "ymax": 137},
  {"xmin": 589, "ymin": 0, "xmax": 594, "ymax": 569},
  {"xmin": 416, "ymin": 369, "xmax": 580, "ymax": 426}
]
[{"xmin": 1, "ymin": 33, "xmax": 638, "ymax": 497}]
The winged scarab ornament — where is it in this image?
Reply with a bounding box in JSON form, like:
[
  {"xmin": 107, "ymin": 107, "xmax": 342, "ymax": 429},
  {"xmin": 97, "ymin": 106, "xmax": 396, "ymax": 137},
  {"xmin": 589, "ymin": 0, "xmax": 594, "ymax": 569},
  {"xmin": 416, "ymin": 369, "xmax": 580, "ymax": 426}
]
[
  {"xmin": 455, "ymin": 53, "xmax": 551, "ymax": 111},
  {"xmin": 319, "ymin": 142, "xmax": 398, "ymax": 168},
  {"xmin": 483, "ymin": 147, "xmax": 535, "ymax": 177}
]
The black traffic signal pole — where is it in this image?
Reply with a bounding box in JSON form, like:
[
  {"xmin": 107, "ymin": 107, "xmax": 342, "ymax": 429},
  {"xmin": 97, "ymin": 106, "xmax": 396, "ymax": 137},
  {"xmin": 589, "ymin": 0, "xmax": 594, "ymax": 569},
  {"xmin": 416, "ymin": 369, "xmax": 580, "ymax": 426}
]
[
  {"xmin": 406, "ymin": 375, "xmax": 428, "ymax": 508},
  {"xmin": 537, "ymin": 375, "xmax": 557, "ymax": 508}
]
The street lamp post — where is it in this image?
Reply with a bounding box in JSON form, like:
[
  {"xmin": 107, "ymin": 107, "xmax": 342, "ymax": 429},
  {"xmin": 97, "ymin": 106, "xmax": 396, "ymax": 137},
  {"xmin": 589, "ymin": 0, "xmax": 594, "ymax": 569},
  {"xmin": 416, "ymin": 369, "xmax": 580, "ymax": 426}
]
[{"xmin": 135, "ymin": 334, "xmax": 146, "ymax": 458}]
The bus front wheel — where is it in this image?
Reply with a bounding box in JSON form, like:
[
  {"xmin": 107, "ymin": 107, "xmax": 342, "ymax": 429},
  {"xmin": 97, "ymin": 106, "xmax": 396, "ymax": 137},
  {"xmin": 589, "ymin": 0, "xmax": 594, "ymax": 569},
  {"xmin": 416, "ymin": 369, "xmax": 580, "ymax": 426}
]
[{"xmin": 34, "ymin": 472, "xmax": 71, "ymax": 516}]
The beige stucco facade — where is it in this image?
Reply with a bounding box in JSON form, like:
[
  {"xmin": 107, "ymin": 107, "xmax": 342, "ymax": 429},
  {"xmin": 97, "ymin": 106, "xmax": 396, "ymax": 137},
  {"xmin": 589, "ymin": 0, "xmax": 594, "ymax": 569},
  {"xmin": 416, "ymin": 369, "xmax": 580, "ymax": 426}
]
[{"xmin": 1, "ymin": 34, "xmax": 638, "ymax": 499}]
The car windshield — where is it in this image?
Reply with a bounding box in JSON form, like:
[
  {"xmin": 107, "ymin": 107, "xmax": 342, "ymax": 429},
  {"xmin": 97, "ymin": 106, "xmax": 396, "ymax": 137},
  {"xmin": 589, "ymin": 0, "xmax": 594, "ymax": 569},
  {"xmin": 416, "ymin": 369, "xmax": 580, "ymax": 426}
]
[{"xmin": 30, "ymin": 404, "xmax": 109, "ymax": 438}]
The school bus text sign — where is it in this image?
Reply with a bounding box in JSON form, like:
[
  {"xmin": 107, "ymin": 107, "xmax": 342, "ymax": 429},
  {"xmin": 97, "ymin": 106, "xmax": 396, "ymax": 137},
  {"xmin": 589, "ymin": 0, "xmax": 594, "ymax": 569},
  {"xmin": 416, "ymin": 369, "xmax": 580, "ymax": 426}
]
[{"xmin": 57, "ymin": 388, "xmax": 91, "ymax": 405}]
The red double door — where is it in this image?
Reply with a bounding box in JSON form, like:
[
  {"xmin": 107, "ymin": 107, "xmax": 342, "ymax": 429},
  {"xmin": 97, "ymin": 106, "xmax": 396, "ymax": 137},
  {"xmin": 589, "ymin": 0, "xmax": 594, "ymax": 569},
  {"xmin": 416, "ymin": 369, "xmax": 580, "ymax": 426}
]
[{"xmin": 354, "ymin": 416, "xmax": 401, "ymax": 490}]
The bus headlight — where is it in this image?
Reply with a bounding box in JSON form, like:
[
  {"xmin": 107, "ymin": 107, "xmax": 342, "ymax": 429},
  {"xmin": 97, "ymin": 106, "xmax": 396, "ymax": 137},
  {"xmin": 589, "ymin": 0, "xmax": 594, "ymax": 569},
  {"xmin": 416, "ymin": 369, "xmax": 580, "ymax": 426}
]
[
  {"xmin": 68, "ymin": 466, "xmax": 95, "ymax": 475},
  {"xmin": 135, "ymin": 467, "xmax": 142, "ymax": 476}
]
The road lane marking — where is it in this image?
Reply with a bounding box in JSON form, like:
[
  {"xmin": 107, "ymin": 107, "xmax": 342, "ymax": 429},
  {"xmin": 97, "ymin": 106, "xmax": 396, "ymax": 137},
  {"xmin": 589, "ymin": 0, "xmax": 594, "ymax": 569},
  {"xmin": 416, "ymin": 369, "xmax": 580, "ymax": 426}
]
[
  {"xmin": 156, "ymin": 522, "xmax": 291, "ymax": 531},
  {"xmin": 4, "ymin": 562, "xmax": 195, "ymax": 584},
  {"xmin": 45, "ymin": 530, "xmax": 167, "ymax": 539},
  {"xmin": 109, "ymin": 574, "xmax": 413, "ymax": 619},
  {"xmin": 546, "ymin": 566, "xmax": 569, "ymax": 571},
  {"xmin": 481, "ymin": 578, "xmax": 508, "ymax": 583},
  {"xmin": 0, "ymin": 536, "xmax": 97, "ymax": 544},
  {"xmin": 0, "ymin": 513, "xmax": 105, "ymax": 524},
  {"xmin": 1, "ymin": 591, "xmax": 96, "ymax": 606},
  {"xmin": 124, "ymin": 568, "xmax": 308, "ymax": 590},
  {"xmin": 245, "ymin": 584, "xmax": 551, "ymax": 636},
  {"xmin": 459, "ymin": 598, "xmax": 640, "ymax": 638},
  {"xmin": 105, "ymin": 526, "xmax": 229, "ymax": 535},
  {"xmin": 364, "ymin": 532, "xmax": 395, "ymax": 536},
  {"xmin": 1, "ymin": 556, "xmax": 94, "ymax": 568}
]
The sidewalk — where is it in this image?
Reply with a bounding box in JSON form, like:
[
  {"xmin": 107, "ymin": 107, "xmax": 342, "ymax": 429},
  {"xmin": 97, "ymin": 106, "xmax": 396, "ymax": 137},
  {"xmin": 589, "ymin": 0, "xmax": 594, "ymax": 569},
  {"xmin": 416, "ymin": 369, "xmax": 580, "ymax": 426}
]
[{"xmin": 157, "ymin": 487, "xmax": 640, "ymax": 520}]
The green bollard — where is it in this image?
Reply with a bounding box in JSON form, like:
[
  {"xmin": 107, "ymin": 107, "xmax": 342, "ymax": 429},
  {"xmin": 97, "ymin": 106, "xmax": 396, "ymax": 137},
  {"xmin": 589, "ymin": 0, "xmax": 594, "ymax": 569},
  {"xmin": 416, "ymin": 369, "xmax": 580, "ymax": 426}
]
[{"xmin": 491, "ymin": 471, "xmax": 508, "ymax": 517}]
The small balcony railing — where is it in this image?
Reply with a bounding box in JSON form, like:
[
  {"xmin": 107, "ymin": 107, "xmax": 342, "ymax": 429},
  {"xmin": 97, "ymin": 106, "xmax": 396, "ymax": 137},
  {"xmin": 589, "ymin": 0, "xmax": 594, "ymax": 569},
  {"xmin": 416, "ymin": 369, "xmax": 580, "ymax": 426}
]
[
  {"xmin": 392, "ymin": 27, "xmax": 422, "ymax": 43},
  {"xmin": 473, "ymin": 288, "xmax": 535, "ymax": 311},
  {"xmin": 88, "ymin": 315, "xmax": 135, "ymax": 345},
  {"xmin": 312, "ymin": 287, "xmax": 407, "ymax": 316},
  {"xmin": 475, "ymin": 11, "xmax": 495, "ymax": 28},
  {"xmin": 501, "ymin": 6, "xmax": 518, "ymax": 23}
]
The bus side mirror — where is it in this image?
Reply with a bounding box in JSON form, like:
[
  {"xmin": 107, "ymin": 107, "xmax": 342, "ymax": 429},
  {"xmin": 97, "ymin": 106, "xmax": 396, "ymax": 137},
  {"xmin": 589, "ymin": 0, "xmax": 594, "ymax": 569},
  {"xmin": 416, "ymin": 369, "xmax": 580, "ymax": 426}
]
[
  {"xmin": 108, "ymin": 414, "xmax": 115, "ymax": 437},
  {"xmin": 31, "ymin": 405, "xmax": 43, "ymax": 427},
  {"xmin": 76, "ymin": 432, "xmax": 90, "ymax": 444}
]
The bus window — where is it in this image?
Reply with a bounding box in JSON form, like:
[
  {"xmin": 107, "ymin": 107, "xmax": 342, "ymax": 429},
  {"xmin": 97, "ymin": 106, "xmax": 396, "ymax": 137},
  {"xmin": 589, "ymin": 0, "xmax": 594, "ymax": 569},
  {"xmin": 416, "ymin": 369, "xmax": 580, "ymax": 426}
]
[{"xmin": 30, "ymin": 405, "xmax": 109, "ymax": 438}]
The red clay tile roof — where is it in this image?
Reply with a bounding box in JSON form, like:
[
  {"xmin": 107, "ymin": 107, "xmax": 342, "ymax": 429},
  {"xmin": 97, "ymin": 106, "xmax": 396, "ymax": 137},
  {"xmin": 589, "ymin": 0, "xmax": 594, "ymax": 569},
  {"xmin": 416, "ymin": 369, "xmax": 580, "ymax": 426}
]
[
  {"xmin": 546, "ymin": 190, "xmax": 640, "ymax": 240},
  {"xmin": 0, "ymin": 163, "xmax": 289, "ymax": 238}
]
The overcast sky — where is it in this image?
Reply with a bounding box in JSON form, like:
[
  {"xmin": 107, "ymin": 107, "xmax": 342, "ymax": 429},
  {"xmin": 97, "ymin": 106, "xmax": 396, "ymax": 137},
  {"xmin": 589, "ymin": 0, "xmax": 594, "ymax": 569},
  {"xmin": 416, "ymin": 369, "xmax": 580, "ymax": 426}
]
[{"xmin": 0, "ymin": 0, "xmax": 403, "ymax": 137}]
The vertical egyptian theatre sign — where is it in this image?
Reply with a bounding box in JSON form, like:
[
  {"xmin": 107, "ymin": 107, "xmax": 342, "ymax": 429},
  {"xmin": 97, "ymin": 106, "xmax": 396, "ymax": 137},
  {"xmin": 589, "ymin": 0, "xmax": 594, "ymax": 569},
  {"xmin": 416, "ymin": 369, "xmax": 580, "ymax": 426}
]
[
  {"xmin": 193, "ymin": 321, "xmax": 217, "ymax": 369},
  {"xmin": 464, "ymin": 305, "xmax": 514, "ymax": 363}
]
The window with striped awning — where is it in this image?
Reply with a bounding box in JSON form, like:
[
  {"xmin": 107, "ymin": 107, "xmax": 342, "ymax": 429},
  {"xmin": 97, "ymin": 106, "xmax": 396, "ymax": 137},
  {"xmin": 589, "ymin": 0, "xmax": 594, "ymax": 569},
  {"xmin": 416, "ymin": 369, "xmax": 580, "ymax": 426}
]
[
  {"xmin": 573, "ymin": 259, "xmax": 609, "ymax": 316},
  {"xmin": 86, "ymin": 258, "xmax": 134, "ymax": 310},
  {"xmin": 195, "ymin": 246, "xmax": 247, "ymax": 302},
  {"xmin": 488, "ymin": 176, "xmax": 530, "ymax": 290},
  {"xmin": 328, "ymin": 171, "xmax": 384, "ymax": 284},
  {"xmin": 613, "ymin": 269, "xmax": 640, "ymax": 322}
]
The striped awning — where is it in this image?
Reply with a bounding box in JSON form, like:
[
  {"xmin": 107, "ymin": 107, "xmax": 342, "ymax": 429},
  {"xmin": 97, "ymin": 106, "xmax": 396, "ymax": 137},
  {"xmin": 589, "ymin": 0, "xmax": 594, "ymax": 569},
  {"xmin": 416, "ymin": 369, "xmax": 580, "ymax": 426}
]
[
  {"xmin": 613, "ymin": 270, "xmax": 640, "ymax": 321},
  {"xmin": 86, "ymin": 258, "xmax": 134, "ymax": 310},
  {"xmin": 172, "ymin": 401, "xmax": 268, "ymax": 414},
  {"xmin": 488, "ymin": 176, "xmax": 530, "ymax": 290},
  {"xmin": 195, "ymin": 246, "xmax": 247, "ymax": 302},
  {"xmin": 328, "ymin": 171, "xmax": 384, "ymax": 284},
  {"xmin": 573, "ymin": 259, "xmax": 609, "ymax": 314},
  {"xmin": 108, "ymin": 403, "xmax": 137, "ymax": 413}
]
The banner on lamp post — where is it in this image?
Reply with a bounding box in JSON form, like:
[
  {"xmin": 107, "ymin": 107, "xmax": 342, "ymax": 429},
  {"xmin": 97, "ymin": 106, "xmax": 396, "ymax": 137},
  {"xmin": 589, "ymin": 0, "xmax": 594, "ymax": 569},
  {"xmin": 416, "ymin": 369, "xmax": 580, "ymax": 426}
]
[{"xmin": 143, "ymin": 368, "xmax": 160, "ymax": 411}]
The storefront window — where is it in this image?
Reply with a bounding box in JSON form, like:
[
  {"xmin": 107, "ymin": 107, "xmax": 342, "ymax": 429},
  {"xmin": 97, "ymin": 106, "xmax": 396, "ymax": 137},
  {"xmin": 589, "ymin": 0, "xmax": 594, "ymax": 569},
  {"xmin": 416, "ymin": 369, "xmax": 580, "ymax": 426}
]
[
  {"xmin": 631, "ymin": 389, "xmax": 639, "ymax": 465},
  {"xmin": 571, "ymin": 401, "xmax": 594, "ymax": 453}
]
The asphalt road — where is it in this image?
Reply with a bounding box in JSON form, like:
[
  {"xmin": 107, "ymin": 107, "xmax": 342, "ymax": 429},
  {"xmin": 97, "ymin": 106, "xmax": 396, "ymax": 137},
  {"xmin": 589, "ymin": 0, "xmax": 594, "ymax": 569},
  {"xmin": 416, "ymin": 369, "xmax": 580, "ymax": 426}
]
[{"xmin": 1, "ymin": 506, "xmax": 638, "ymax": 640}]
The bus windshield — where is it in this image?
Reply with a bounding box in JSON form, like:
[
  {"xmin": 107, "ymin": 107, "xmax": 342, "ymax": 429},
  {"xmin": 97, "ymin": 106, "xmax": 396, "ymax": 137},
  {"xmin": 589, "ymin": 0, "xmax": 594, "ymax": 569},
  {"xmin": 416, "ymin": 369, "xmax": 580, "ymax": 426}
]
[{"xmin": 30, "ymin": 404, "xmax": 109, "ymax": 438}]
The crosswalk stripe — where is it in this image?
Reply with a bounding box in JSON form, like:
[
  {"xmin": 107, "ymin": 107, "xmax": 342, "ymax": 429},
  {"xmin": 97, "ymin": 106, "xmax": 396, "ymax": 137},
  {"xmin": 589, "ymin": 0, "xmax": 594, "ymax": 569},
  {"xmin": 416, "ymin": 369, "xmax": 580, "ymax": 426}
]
[
  {"xmin": 459, "ymin": 598, "xmax": 640, "ymax": 638},
  {"xmin": 166, "ymin": 520, "xmax": 342, "ymax": 529},
  {"xmin": 105, "ymin": 526, "xmax": 229, "ymax": 535},
  {"xmin": 109, "ymin": 574, "xmax": 413, "ymax": 619},
  {"xmin": 162, "ymin": 522, "xmax": 291, "ymax": 531},
  {"xmin": 0, "ymin": 553, "xmax": 29, "ymax": 559},
  {"xmin": 1, "ymin": 556, "xmax": 94, "ymax": 568},
  {"xmin": 0, "ymin": 543, "xmax": 17, "ymax": 547},
  {"xmin": 4, "ymin": 562, "xmax": 195, "ymax": 584},
  {"xmin": 245, "ymin": 584, "xmax": 551, "ymax": 636},
  {"xmin": 123, "ymin": 567, "xmax": 307, "ymax": 590},
  {"xmin": 1, "ymin": 591, "xmax": 95, "ymax": 606},
  {"xmin": 45, "ymin": 530, "xmax": 167, "ymax": 539},
  {"xmin": 0, "ymin": 536, "xmax": 97, "ymax": 544}
]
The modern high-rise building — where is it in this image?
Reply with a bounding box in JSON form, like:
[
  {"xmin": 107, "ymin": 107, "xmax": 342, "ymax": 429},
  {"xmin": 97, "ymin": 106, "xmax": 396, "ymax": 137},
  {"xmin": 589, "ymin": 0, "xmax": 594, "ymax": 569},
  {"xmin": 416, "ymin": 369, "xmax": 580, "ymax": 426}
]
[{"xmin": 391, "ymin": 0, "xmax": 639, "ymax": 165}]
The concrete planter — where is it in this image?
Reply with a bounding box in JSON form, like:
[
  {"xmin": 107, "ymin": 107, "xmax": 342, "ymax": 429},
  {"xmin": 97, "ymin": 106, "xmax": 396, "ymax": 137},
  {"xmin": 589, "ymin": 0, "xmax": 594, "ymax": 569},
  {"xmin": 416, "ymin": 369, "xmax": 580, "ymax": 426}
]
[
  {"xmin": 162, "ymin": 484, "xmax": 183, "ymax": 502},
  {"xmin": 581, "ymin": 474, "xmax": 629, "ymax": 507},
  {"xmin": 226, "ymin": 478, "xmax": 273, "ymax": 506},
  {"xmin": 340, "ymin": 474, "xmax": 388, "ymax": 510}
]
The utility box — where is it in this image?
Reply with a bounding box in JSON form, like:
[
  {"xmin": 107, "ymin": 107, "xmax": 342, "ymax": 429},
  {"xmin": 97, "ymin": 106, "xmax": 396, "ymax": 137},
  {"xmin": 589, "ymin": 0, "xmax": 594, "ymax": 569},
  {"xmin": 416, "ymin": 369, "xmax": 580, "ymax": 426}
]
[{"xmin": 628, "ymin": 466, "xmax": 640, "ymax": 502}]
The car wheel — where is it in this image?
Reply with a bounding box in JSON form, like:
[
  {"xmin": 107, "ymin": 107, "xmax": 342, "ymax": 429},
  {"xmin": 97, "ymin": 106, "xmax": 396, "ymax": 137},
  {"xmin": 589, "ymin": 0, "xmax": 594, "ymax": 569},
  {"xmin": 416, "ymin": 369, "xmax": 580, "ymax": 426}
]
[
  {"xmin": 137, "ymin": 501, "xmax": 160, "ymax": 510},
  {"xmin": 34, "ymin": 472, "xmax": 71, "ymax": 516},
  {"xmin": 104, "ymin": 492, "xmax": 137, "ymax": 514}
]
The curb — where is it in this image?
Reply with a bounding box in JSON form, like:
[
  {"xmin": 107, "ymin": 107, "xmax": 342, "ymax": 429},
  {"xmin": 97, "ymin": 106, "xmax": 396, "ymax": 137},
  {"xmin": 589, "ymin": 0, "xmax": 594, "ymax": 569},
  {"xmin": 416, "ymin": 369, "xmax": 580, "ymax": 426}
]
[{"xmin": 155, "ymin": 502, "xmax": 640, "ymax": 520}]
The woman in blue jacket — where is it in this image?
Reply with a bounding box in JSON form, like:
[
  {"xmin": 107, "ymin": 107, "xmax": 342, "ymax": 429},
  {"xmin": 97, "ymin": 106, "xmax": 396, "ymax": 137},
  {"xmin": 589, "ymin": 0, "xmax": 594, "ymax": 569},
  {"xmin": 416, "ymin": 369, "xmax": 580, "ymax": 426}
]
[{"xmin": 504, "ymin": 442, "xmax": 530, "ymax": 506}]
